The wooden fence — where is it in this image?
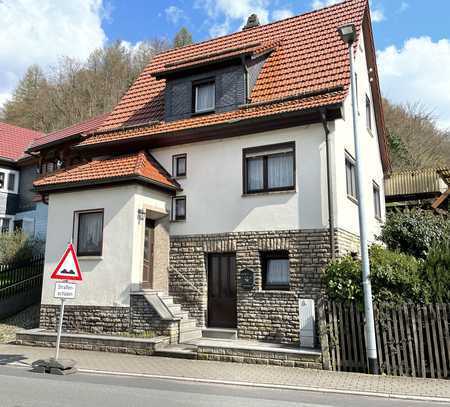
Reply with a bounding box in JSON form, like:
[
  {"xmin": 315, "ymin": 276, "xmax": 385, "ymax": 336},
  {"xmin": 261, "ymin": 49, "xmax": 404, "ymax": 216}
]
[
  {"xmin": 319, "ymin": 300, "xmax": 450, "ymax": 379},
  {"xmin": 0, "ymin": 256, "xmax": 44, "ymax": 319}
]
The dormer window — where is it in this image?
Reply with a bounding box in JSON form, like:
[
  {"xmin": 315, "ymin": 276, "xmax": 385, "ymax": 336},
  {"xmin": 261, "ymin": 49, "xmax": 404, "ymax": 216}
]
[{"xmin": 193, "ymin": 79, "xmax": 215, "ymax": 113}]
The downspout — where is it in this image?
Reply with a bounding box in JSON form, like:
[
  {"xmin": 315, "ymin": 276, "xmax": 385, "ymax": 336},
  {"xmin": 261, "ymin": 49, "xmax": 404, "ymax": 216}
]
[{"xmin": 320, "ymin": 108, "xmax": 336, "ymax": 260}]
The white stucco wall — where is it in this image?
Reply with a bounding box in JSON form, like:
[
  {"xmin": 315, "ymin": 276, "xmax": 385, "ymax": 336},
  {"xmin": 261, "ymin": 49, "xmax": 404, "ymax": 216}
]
[
  {"xmin": 41, "ymin": 184, "xmax": 170, "ymax": 307},
  {"xmin": 332, "ymin": 34, "xmax": 386, "ymax": 241},
  {"xmin": 152, "ymin": 124, "xmax": 331, "ymax": 235}
]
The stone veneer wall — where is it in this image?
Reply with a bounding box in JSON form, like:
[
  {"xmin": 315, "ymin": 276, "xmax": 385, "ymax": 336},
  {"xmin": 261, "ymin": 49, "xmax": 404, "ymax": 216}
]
[
  {"xmin": 335, "ymin": 228, "xmax": 360, "ymax": 257},
  {"xmin": 39, "ymin": 305, "xmax": 130, "ymax": 334},
  {"xmin": 169, "ymin": 229, "xmax": 334, "ymax": 345},
  {"xmin": 40, "ymin": 296, "xmax": 178, "ymax": 340}
]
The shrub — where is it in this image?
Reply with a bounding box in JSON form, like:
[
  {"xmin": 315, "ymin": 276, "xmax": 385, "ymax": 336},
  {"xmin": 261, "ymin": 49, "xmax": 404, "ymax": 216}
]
[
  {"xmin": 422, "ymin": 240, "xmax": 450, "ymax": 303},
  {"xmin": 323, "ymin": 245, "xmax": 428, "ymax": 306},
  {"xmin": 0, "ymin": 231, "xmax": 44, "ymax": 264},
  {"xmin": 380, "ymin": 210, "xmax": 450, "ymax": 258}
]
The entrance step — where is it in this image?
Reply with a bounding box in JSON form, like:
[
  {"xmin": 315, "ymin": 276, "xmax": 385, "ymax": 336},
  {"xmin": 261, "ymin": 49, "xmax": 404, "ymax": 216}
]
[
  {"xmin": 202, "ymin": 328, "xmax": 237, "ymax": 340},
  {"xmin": 154, "ymin": 343, "xmax": 198, "ymax": 360},
  {"xmin": 179, "ymin": 328, "xmax": 203, "ymax": 343}
]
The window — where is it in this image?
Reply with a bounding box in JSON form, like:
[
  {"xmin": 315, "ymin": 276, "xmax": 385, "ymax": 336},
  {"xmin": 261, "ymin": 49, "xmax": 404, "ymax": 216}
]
[
  {"xmin": 193, "ymin": 80, "xmax": 215, "ymax": 113},
  {"xmin": 366, "ymin": 95, "xmax": 372, "ymax": 131},
  {"xmin": 172, "ymin": 154, "xmax": 187, "ymax": 177},
  {"xmin": 76, "ymin": 210, "xmax": 104, "ymax": 256},
  {"xmin": 243, "ymin": 142, "xmax": 295, "ymax": 194},
  {"xmin": 345, "ymin": 153, "xmax": 357, "ymax": 201},
  {"xmin": 7, "ymin": 173, "xmax": 16, "ymax": 192},
  {"xmin": 0, "ymin": 172, "xmax": 4, "ymax": 189},
  {"xmin": 355, "ymin": 73, "xmax": 359, "ymax": 113},
  {"xmin": 172, "ymin": 196, "xmax": 186, "ymax": 221},
  {"xmin": 261, "ymin": 251, "xmax": 290, "ymax": 290},
  {"xmin": 373, "ymin": 181, "xmax": 381, "ymax": 219},
  {"xmin": 13, "ymin": 220, "xmax": 23, "ymax": 231}
]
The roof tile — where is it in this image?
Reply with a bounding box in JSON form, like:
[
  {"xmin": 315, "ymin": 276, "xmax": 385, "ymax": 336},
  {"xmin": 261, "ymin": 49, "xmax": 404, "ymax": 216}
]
[{"xmin": 0, "ymin": 122, "xmax": 43, "ymax": 161}]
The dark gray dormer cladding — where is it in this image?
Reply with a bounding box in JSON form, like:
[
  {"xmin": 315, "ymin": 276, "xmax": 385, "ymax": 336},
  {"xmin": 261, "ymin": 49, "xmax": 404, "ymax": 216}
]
[{"xmin": 164, "ymin": 54, "xmax": 269, "ymax": 123}]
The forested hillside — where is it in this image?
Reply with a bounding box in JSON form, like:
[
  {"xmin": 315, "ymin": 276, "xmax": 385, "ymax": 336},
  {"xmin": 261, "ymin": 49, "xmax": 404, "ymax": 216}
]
[{"xmin": 1, "ymin": 28, "xmax": 449, "ymax": 172}]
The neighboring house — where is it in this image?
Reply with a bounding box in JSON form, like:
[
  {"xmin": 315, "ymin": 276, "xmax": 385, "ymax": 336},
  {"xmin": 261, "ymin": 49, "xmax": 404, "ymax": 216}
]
[
  {"xmin": 0, "ymin": 122, "xmax": 44, "ymax": 237},
  {"xmin": 35, "ymin": 0, "xmax": 390, "ymax": 345},
  {"xmin": 384, "ymin": 168, "xmax": 450, "ymax": 213}
]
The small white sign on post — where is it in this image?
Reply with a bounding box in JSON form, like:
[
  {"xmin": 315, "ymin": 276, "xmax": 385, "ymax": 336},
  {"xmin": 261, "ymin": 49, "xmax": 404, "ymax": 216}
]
[{"xmin": 54, "ymin": 282, "xmax": 76, "ymax": 299}]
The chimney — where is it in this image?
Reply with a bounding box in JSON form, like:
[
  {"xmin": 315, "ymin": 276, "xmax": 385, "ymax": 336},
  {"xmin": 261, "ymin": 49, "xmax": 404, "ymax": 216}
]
[{"xmin": 243, "ymin": 14, "xmax": 260, "ymax": 30}]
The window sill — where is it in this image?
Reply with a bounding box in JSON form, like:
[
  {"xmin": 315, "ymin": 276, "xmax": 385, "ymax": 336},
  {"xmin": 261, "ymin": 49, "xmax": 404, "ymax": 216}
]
[
  {"xmin": 170, "ymin": 219, "xmax": 186, "ymax": 223},
  {"xmin": 260, "ymin": 288, "xmax": 293, "ymax": 294},
  {"xmin": 242, "ymin": 189, "xmax": 296, "ymax": 197},
  {"xmin": 78, "ymin": 256, "xmax": 103, "ymax": 261},
  {"xmin": 191, "ymin": 109, "xmax": 215, "ymax": 117}
]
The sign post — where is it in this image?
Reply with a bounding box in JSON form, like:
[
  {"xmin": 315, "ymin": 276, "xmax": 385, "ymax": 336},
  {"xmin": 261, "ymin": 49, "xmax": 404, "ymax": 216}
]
[{"xmin": 32, "ymin": 243, "xmax": 82, "ymax": 375}]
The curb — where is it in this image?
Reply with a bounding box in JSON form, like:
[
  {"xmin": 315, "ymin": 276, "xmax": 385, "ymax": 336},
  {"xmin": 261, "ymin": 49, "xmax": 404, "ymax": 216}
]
[{"xmin": 79, "ymin": 367, "xmax": 450, "ymax": 404}]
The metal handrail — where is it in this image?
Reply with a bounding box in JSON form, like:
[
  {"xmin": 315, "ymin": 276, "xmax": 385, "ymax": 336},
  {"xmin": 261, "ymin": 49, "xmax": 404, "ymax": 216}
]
[{"xmin": 169, "ymin": 267, "xmax": 202, "ymax": 295}]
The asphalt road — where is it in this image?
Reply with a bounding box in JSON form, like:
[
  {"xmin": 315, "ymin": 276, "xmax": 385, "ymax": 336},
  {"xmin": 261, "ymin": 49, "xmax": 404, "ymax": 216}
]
[{"xmin": 0, "ymin": 365, "xmax": 443, "ymax": 407}]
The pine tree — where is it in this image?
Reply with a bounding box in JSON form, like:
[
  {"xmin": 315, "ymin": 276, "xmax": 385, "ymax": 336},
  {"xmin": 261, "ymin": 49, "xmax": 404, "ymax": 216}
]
[{"xmin": 173, "ymin": 27, "xmax": 193, "ymax": 48}]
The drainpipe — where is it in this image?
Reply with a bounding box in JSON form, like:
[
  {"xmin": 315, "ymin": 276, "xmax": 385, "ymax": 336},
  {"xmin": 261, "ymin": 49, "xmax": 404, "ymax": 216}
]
[{"xmin": 320, "ymin": 108, "xmax": 336, "ymax": 260}]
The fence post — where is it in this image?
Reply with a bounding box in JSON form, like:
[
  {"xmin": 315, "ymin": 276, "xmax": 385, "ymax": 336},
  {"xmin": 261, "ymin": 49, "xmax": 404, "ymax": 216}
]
[{"xmin": 318, "ymin": 299, "xmax": 331, "ymax": 370}]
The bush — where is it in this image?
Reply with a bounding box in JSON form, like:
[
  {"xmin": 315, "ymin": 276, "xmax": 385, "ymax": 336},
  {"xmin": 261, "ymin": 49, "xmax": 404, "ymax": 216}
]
[
  {"xmin": 323, "ymin": 245, "xmax": 428, "ymax": 306},
  {"xmin": 0, "ymin": 231, "xmax": 44, "ymax": 264},
  {"xmin": 422, "ymin": 240, "xmax": 450, "ymax": 303},
  {"xmin": 380, "ymin": 210, "xmax": 450, "ymax": 258}
]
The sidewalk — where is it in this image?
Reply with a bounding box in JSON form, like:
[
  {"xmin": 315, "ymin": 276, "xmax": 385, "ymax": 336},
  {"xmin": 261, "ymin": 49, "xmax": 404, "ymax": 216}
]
[{"xmin": 0, "ymin": 343, "xmax": 449, "ymax": 403}]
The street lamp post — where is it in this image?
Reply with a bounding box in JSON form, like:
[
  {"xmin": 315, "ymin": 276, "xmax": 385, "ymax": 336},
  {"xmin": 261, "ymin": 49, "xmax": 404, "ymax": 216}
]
[{"xmin": 338, "ymin": 23, "xmax": 379, "ymax": 375}]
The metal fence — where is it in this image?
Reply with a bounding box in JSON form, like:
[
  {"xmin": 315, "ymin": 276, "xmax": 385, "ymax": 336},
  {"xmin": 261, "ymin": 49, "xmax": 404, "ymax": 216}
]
[
  {"xmin": 0, "ymin": 256, "xmax": 44, "ymax": 319},
  {"xmin": 319, "ymin": 300, "xmax": 450, "ymax": 379}
]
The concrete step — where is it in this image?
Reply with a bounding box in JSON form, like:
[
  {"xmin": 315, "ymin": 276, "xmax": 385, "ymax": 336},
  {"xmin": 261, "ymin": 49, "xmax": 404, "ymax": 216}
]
[
  {"xmin": 179, "ymin": 319, "xmax": 197, "ymax": 331},
  {"xmin": 154, "ymin": 343, "xmax": 198, "ymax": 360},
  {"xmin": 179, "ymin": 328, "xmax": 202, "ymax": 342},
  {"xmin": 202, "ymin": 328, "xmax": 238, "ymax": 340}
]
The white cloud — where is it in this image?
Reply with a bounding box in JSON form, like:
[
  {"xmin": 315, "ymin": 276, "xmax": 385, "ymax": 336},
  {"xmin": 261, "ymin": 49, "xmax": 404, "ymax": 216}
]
[
  {"xmin": 272, "ymin": 9, "xmax": 294, "ymax": 21},
  {"xmin": 371, "ymin": 8, "xmax": 385, "ymax": 22},
  {"xmin": 0, "ymin": 0, "xmax": 107, "ymax": 107},
  {"xmin": 377, "ymin": 37, "xmax": 450, "ymax": 130},
  {"xmin": 195, "ymin": 0, "xmax": 270, "ymax": 37},
  {"xmin": 165, "ymin": 5, "xmax": 185, "ymax": 25},
  {"xmin": 311, "ymin": 0, "xmax": 342, "ymax": 10}
]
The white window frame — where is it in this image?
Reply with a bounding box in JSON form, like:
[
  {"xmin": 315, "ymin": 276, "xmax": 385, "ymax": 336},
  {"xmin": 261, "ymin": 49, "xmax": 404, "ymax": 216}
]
[
  {"xmin": 194, "ymin": 81, "xmax": 215, "ymax": 113},
  {"xmin": 0, "ymin": 168, "xmax": 19, "ymax": 193},
  {"xmin": 72, "ymin": 209, "xmax": 104, "ymax": 258},
  {"xmin": 0, "ymin": 215, "xmax": 13, "ymax": 233}
]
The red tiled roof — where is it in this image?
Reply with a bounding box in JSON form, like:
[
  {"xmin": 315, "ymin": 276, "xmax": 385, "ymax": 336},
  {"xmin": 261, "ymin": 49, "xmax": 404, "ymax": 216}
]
[
  {"xmin": 0, "ymin": 122, "xmax": 43, "ymax": 161},
  {"xmin": 28, "ymin": 113, "xmax": 109, "ymax": 152},
  {"xmin": 81, "ymin": 0, "xmax": 368, "ymax": 150},
  {"xmin": 33, "ymin": 151, "xmax": 179, "ymax": 191}
]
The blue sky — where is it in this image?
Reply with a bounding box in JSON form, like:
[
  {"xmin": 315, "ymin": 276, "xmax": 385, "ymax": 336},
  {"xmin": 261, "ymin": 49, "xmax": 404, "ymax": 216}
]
[
  {"xmin": 103, "ymin": 0, "xmax": 448, "ymax": 52},
  {"xmin": 1, "ymin": 1, "xmax": 449, "ymax": 128}
]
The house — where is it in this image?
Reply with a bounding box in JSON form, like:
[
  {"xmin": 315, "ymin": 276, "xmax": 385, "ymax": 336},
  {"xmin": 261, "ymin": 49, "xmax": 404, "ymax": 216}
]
[
  {"xmin": 34, "ymin": 0, "xmax": 389, "ymax": 345},
  {"xmin": 0, "ymin": 114, "xmax": 108, "ymax": 240},
  {"xmin": 384, "ymin": 168, "xmax": 450, "ymax": 213},
  {"xmin": 0, "ymin": 122, "xmax": 45, "ymax": 237}
]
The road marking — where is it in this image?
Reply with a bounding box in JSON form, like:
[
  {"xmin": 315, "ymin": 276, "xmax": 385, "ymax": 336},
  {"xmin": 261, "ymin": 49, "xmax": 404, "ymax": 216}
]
[{"xmin": 78, "ymin": 368, "xmax": 450, "ymax": 404}]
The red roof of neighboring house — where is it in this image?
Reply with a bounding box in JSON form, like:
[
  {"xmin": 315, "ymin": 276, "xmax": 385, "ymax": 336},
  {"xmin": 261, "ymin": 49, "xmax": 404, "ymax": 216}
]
[
  {"xmin": 79, "ymin": 0, "xmax": 376, "ymax": 150},
  {"xmin": 28, "ymin": 113, "xmax": 109, "ymax": 152},
  {"xmin": 33, "ymin": 151, "xmax": 179, "ymax": 191},
  {"xmin": 0, "ymin": 122, "xmax": 43, "ymax": 161}
]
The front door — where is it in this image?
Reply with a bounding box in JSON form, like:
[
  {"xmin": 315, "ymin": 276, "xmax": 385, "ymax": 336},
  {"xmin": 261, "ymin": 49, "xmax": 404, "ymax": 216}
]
[
  {"xmin": 207, "ymin": 253, "xmax": 237, "ymax": 328},
  {"xmin": 142, "ymin": 218, "xmax": 155, "ymax": 288}
]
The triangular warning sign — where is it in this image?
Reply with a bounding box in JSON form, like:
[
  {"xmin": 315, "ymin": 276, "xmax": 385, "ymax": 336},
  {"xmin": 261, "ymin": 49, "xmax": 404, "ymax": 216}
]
[{"xmin": 51, "ymin": 243, "xmax": 83, "ymax": 281}]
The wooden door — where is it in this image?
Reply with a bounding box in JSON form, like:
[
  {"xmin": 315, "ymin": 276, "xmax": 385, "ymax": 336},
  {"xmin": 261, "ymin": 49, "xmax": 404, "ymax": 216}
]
[
  {"xmin": 142, "ymin": 218, "xmax": 155, "ymax": 287},
  {"xmin": 207, "ymin": 253, "xmax": 237, "ymax": 328}
]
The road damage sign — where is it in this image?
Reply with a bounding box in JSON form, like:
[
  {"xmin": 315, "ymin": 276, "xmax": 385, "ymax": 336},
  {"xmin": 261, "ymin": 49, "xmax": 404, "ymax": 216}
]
[
  {"xmin": 54, "ymin": 282, "xmax": 76, "ymax": 299},
  {"xmin": 51, "ymin": 243, "xmax": 82, "ymax": 281}
]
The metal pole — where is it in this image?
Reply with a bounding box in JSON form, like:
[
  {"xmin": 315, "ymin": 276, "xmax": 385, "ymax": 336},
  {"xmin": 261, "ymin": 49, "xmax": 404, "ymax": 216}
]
[
  {"xmin": 55, "ymin": 297, "xmax": 65, "ymax": 360},
  {"xmin": 348, "ymin": 43, "xmax": 379, "ymax": 374}
]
